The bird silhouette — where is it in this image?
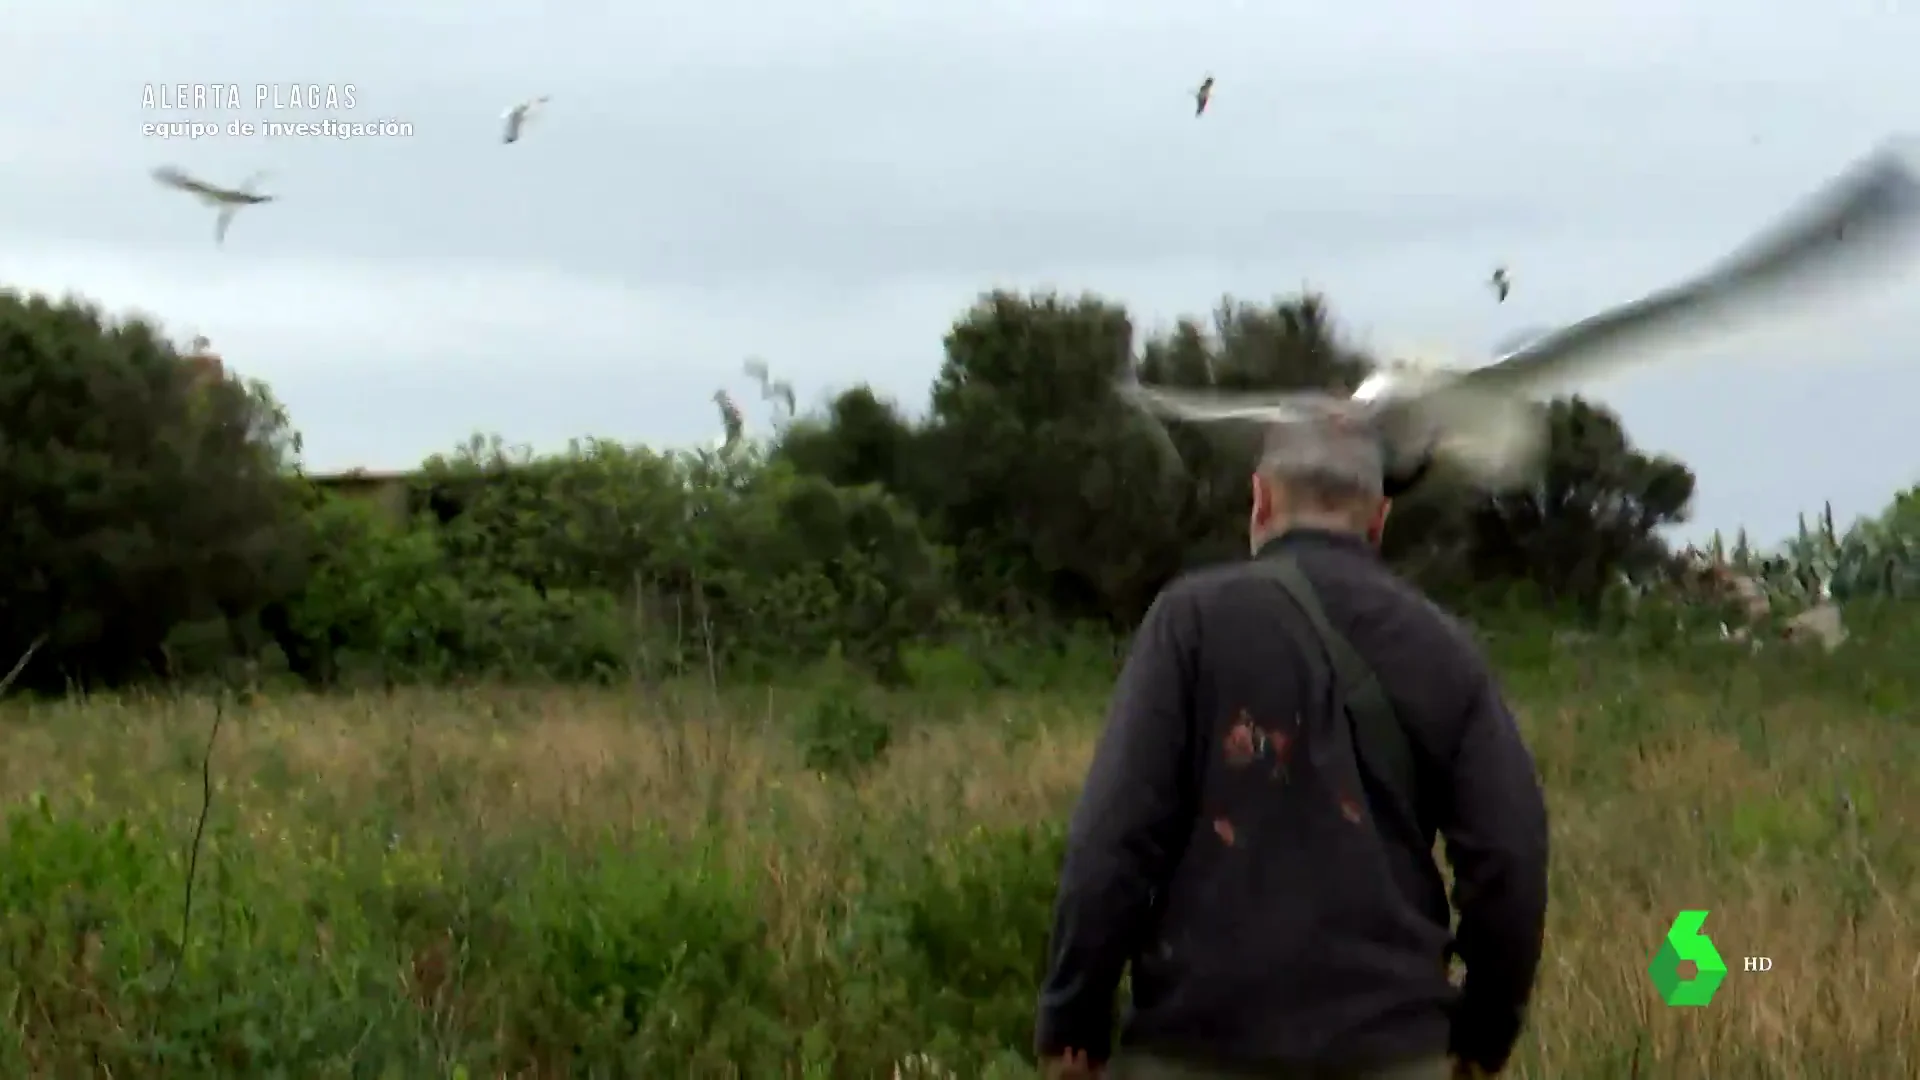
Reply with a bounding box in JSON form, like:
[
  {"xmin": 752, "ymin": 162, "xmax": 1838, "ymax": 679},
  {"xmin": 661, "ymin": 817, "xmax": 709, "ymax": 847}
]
[
  {"xmin": 1194, "ymin": 76, "xmax": 1214, "ymax": 118},
  {"xmin": 502, "ymin": 96, "xmax": 550, "ymax": 144},
  {"xmin": 743, "ymin": 358, "xmax": 797, "ymax": 418},
  {"xmin": 1490, "ymin": 266, "xmax": 1511, "ymax": 303},
  {"xmin": 152, "ymin": 166, "xmax": 274, "ymax": 245},
  {"xmin": 712, "ymin": 390, "xmax": 744, "ymax": 451}
]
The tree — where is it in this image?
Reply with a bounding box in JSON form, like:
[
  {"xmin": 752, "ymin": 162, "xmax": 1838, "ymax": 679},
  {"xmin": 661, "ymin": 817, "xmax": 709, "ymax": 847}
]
[
  {"xmin": 1135, "ymin": 294, "xmax": 1374, "ymax": 572},
  {"xmin": 0, "ymin": 289, "xmax": 311, "ymax": 691},
  {"xmin": 896, "ymin": 290, "xmax": 1387, "ymax": 623},
  {"xmin": 773, "ymin": 288, "xmax": 1701, "ymax": 624},
  {"xmin": 915, "ymin": 291, "xmax": 1188, "ymax": 623},
  {"xmin": 1458, "ymin": 396, "xmax": 1694, "ymax": 610},
  {"xmin": 773, "ymin": 385, "xmax": 924, "ymax": 499}
]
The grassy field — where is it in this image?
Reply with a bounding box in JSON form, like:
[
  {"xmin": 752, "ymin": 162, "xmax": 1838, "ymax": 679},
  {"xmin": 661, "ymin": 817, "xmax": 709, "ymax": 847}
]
[{"xmin": 1, "ymin": 626, "xmax": 1916, "ymax": 1078}]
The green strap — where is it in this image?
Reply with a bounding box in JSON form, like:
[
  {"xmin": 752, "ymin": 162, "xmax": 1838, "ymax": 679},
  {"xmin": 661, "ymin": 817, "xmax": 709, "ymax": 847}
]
[{"xmin": 1258, "ymin": 555, "xmax": 1419, "ymax": 831}]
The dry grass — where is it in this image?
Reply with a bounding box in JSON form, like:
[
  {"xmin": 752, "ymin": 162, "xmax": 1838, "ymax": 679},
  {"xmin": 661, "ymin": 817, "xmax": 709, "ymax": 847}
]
[{"xmin": 1, "ymin": 655, "xmax": 1915, "ymax": 1076}]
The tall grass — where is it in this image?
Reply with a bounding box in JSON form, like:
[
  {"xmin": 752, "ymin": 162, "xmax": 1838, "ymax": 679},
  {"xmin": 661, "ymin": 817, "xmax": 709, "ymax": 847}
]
[{"xmin": 1, "ymin": 622, "xmax": 1916, "ymax": 1077}]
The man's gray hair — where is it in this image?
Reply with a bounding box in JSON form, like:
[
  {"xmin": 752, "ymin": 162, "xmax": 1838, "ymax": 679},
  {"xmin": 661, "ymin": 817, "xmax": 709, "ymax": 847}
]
[{"xmin": 1258, "ymin": 413, "xmax": 1387, "ymax": 508}]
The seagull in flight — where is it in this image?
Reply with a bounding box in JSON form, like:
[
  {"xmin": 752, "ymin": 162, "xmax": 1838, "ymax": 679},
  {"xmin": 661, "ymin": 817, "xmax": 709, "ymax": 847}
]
[
  {"xmin": 743, "ymin": 358, "xmax": 797, "ymax": 418},
  {"xmin": 1489, "ymin": 266, "xmax": 1511, "ymax": 303},
  {"xmin": 502, "ymin": 96, "xmax": 550, "ymax": 144},
  {"xmin": 1194, "ymin": 76, "xmax": 1214, "ymax": 118},
  {"xmin": 1120, "ymin": 138, "xmax": 1920, "ymax": 496},
  {"xmin": 152, "ymin": 166, "xmax": 274, "ymax": 245},
  {"xmin": 713, "ymin": 390, "xmax": 744, "ymax": 451}
]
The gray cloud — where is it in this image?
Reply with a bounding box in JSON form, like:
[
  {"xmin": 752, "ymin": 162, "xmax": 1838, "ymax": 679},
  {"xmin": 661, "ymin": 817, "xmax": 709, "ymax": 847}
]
[{"xmin": 3, "ymin": 0, "xmax": 1917, "ymax": 545}]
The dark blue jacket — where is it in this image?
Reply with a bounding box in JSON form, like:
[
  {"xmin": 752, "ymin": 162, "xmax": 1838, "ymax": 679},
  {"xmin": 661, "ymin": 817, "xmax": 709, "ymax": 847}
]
[{"xmin": 1035, "ymin": 529, "xmax": 1549, "ymax": 1075}]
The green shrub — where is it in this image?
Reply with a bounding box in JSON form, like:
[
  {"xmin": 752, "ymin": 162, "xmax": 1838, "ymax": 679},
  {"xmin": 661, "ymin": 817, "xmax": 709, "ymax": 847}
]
[
  {"xmin": 503, "ymin": 838, "xmax": 788, "ymax": 1073},
  {"xmin": 795, "ymin": 650, "xmax": 894, "ymax": 774},
  {"xmin": 0, "ymin": 291, "xmax": 307, "ymax": 691},
  {"xmin": 406, "ymin": 438, "xmax": 950, "ymax": 682},
  {"xmin": 284, "ymin": 494, "xmax": 470, "ymax": 680},
  {"xmin": 874, "ymin": 820, "xmax": 1066, "ymax": 1063}
]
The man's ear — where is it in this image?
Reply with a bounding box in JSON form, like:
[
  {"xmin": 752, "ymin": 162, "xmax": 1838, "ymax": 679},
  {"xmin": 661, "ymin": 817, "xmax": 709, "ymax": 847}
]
[
  {"xmin": 1249, "ymin": 472, "xmax": 1274, "ymax": 527},
  {"xmin": 1367, "ymin": 498, "xmax": 1393, "ymax": 546}
]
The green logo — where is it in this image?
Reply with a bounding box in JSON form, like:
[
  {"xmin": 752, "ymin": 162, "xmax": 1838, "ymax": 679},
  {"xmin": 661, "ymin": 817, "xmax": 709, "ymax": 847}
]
[{"xmin": 1648, "ymin": 910, "xmax": 1728, "ymax": 1006}]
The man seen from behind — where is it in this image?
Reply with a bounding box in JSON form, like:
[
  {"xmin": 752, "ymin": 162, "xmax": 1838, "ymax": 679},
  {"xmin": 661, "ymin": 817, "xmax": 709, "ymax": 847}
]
[{"xmin": 1035, "ymin": 415, "xmax": 1550, "ymax": 1079}]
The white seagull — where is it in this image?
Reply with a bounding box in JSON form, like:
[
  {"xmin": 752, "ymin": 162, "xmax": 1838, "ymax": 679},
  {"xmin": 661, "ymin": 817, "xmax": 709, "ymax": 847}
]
[
  {"xmin": 1120, "ymin": 138, "xmax": 1920, "ymax": 495},
  {"xmin": 152, "ymin": 166, "xmax": 274, "ymax": 245},
  {"xmin": 501, "ymin": 96, "xmax": 551, "ymax": 144}
]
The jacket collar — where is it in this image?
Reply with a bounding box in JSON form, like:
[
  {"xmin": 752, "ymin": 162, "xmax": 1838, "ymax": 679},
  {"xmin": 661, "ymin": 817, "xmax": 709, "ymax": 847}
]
[{"xmin": 1254, "ymin": 527, "xmax": 1375, "ymax": 562}]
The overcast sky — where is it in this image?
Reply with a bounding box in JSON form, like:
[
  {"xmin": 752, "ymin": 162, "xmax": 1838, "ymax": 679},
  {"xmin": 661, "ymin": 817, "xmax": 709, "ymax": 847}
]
[{"xmin": 3, "ymin": 2, "xmax": 1918, "ymax": 544}]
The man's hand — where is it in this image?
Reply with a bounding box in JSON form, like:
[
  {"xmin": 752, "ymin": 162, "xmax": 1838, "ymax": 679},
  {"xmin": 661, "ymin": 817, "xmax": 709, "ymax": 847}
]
[
  {"xmin": 1451, "ymin": 1057, "xmax": 1493, "ymax": 1079},
  {"xmin": 1044, "ymin": 1049, "xmax": 1104, "ymax": 1078}
]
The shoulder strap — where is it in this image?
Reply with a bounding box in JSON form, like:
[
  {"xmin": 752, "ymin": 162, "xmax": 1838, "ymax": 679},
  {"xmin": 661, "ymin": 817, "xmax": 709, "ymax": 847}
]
[{"xmin": 1258, "ymin": 555, "xmax": 1419, "ymax": 831}]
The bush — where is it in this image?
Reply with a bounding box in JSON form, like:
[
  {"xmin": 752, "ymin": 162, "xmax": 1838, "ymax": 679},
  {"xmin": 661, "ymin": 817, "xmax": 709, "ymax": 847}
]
[
  {"xmin": 505, "ymin": 838, "xmax": 787, "ymax": 1072},
  {"xmin": 282, "ymin": 493, "xmax": 631, "ymax": 684},
  {"xmin": 795, "ymin": 651, "xmax": 893, "ymax": 774},
  {"xmin": 883, "ymin": 820, "xmax": 1066, "ymax": 1058},
  {"xmin": 0, "ymin": 292, "xmax": 308, "ymax": 692},
  {"xmin": 410, "ymin": 437, "xmax": 950, "ymax": 682}
]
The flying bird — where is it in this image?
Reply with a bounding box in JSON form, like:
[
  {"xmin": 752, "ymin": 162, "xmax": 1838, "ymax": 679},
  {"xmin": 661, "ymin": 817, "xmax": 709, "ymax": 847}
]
[
  {"xmin": 1120, "ymin": 137, "xmax": 1920, "ymax": 496},
  {"xmin": 151, "ymin": 166, "xmax": 274, "ymax": 245},
  {"xmin": 502, "ymin": 96, "xmax": 550, "ymax": 144},
  {"xmin": 712, "ymin": 390, "xmax": 744, "ymax": 451},
  {"xmin": 1489, "ymin": 267, "xmax": 1511, "ymax": 303},
  {"xmin": 743, "ymin": 358, "xmax": 797, "ymax": 418},
  {"xmin": 1194, "ymin": 76, "xmax": 1214, "ymax": 118}
]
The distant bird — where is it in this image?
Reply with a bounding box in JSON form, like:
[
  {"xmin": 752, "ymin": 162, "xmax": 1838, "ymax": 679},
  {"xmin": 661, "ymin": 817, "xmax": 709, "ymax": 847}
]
[
  {"xmin": 151, "ymin": 166, "xmax": 273, "ymax": 245},
  {"xmin": 1120, "ymin": 138, "xmax": 1920, "ymax": 497},
  {"xmin": 501, "ymin": 96, "xmax": 550, "ymax": 144},
  {"xmin": 743, "ymin": 357, "xmax": 797, "ymax": 418},
  {"xmin": 1489, "ymin": 266, "xmax": 1511, "ymax": 303},
  {"xmin": 712, "ymin": 390, "xmax": 744, "ymax": 451},
  {"xmin": 1194, "ymin": 76, "xmax": 1214, "ymax": 118}
]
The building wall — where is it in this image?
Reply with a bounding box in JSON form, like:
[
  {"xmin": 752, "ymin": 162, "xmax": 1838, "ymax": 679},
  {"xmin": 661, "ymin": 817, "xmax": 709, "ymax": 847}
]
[{"xmin": 310, "ymin": 470, "xmax": 412, "ymax": 524}]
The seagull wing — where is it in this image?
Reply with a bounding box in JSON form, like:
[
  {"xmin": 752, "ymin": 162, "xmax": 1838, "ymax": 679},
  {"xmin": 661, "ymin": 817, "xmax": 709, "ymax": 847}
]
[
  {"xmin": 1378, "ymin": 380, "xmax": 1551, "ymax": 489},
  {"xmin": 1368, "ymin": 142, "xmax": 1920, "ymax": 491},
  {"xmin": 1491, "ymin": 327, "xmax": 1554, "ymax": 356},
  {"xmin": 1462, "ymin": 138, "xmax": 1920, "ymax": 402},
  {"xmin": 1117, "ymin": 379, "xmax": 1352, "ymax": 424},
  {"xmin": 153, "ymin": 166, "xmax": 221, "ymax": 199},
  {"xmin": 1116, "ymin": 372, "xmax": 1546, "ymax": 492},
  {"xmin": 1116, "ymin": 139, "xmax": 1920, "ymax": 495},
  {"xmin": 502, "ymin": 96, "xmax": 548, "ymax": 143},
  {"xmin": 214, "ymin": 206, "xmax": 235, "ymax": 245}
]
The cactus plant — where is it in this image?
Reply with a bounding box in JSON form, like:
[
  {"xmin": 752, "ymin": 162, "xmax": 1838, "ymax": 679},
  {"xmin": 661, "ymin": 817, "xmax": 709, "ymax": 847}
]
[{"xmin": 1767, "ymin": 490, "xmax": 1920, "ymax": 602}]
